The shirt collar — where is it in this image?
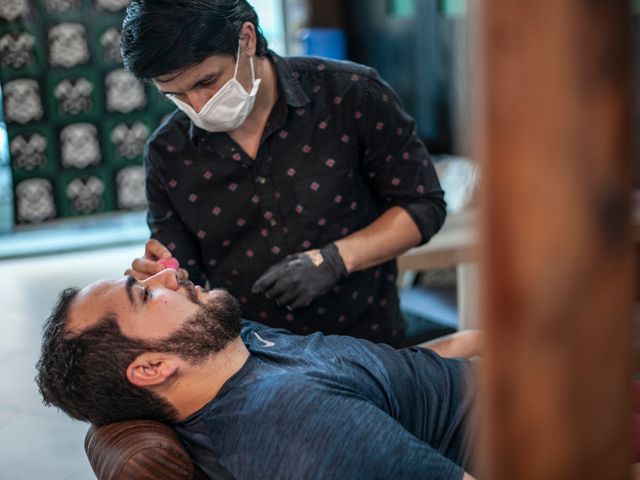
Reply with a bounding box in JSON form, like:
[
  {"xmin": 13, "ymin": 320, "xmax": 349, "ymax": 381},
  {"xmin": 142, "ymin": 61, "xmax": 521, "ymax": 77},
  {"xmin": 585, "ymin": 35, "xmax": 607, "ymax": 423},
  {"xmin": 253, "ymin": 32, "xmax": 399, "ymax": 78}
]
[
  {"xmin": 269, "ymin": 51, "xmax": 309, "ymax": 108},
  {"xmin": 174, "ymin": 352, "xmax": 258, "ymax": 426},
  {"xmin": 187, "ymin": 50, "xmax": 309, "ymax": 143}
]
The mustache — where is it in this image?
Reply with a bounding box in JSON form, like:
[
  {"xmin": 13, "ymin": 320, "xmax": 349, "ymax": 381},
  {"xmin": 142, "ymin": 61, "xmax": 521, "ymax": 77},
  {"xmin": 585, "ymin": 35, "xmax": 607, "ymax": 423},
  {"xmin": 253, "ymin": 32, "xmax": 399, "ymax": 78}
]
[{"xmin": 178, "ymin": 279, "xmax": 200, "ymax": 305}]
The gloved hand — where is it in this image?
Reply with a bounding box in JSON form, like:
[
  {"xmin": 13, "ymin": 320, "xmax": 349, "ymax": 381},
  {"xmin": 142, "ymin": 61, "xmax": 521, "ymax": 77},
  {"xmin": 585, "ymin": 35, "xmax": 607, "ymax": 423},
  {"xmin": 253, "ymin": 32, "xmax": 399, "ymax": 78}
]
[{"xmin": 251, "ymin": 243, "xmax": 347, "ymax": 310}]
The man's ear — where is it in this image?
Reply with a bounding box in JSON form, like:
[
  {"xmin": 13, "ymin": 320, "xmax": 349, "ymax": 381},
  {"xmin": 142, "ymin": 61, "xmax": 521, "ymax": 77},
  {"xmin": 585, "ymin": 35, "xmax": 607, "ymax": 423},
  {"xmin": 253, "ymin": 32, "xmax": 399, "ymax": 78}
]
[
  {"xmin": 240, "ymin": 21, "xmax": 256, "ymax": 56},
  {"xmin": 126, "ymin": 352, "xmax": 179, "ymax": 388}
]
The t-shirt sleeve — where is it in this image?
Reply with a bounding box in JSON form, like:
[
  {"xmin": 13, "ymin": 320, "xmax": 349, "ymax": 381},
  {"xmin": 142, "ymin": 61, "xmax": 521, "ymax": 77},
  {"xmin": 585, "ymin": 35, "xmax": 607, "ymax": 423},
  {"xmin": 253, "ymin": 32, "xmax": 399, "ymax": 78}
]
[
  {"xmin": 144, "ymin": 139, "xmax": 207, "ymax": 285},
  {"xmin": 219, "ymin": 383, "xmax": 465, "ymax": 480},
  {"xmin": 357, "ymin": 71, "xmax": 447, "ymax": 245}
]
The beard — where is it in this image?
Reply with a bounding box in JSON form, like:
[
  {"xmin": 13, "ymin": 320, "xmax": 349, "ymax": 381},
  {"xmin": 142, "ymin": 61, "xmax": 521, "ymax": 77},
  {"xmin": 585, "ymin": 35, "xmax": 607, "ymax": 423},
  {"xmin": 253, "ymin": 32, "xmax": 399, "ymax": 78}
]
[{"xmin": 146, "ymin": 288, "xmax": 241, "ymax": 364}]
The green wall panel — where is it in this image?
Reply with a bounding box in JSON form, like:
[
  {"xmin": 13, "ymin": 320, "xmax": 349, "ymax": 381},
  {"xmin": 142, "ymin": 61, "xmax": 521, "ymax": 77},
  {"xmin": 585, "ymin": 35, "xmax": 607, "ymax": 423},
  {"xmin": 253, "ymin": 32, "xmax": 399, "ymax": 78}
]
[{"xmin": 0, "ymin": 0, "xmax": 171, "ymax": 224}]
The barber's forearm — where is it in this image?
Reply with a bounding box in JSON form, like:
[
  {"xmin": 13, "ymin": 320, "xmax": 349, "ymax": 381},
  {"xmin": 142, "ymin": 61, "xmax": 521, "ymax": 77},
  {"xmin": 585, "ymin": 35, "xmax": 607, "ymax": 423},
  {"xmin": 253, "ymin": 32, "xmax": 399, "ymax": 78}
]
[
  {"xmin": 334, "ymin": 207, "xmax": 422, "ymax": 273},
  {"xmin": 416, "ymin": 330, "xmax": 483, "ymax": 359}
]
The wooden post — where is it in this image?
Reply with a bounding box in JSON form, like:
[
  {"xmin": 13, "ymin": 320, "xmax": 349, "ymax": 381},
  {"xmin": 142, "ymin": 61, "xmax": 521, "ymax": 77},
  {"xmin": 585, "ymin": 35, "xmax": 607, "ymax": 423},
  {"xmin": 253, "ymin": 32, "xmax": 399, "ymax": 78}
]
[{"xmin": 477, "ymin": 1, "xmax": 636, "ymax": 479}]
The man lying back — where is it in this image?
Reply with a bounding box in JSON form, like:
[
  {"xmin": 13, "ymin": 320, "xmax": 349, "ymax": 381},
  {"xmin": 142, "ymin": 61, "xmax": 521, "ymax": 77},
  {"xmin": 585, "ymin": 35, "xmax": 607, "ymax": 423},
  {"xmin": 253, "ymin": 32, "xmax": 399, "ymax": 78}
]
[{"xmin": 36, "ymin": 269, "xmax": 478, "ymax": 479}]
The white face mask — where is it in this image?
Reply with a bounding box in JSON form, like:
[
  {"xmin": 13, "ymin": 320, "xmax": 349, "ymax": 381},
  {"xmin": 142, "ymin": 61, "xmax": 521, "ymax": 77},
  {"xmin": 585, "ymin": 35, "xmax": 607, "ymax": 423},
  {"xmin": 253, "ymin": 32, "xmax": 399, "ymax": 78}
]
[{"xmin": 168, "ymin": 41, "xmax": 261, "ymax": 133}]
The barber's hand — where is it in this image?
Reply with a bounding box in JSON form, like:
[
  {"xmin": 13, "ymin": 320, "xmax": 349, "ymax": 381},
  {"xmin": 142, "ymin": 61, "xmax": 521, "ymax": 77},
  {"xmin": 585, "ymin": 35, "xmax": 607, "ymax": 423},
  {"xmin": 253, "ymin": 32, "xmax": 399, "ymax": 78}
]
[
  {"xmin": 125, "ymin": 239, "xmax": 189, "ymax": 281},
  {"xmin": 252, "ymin": 243, "xmax": 347, "ymax": 310}
]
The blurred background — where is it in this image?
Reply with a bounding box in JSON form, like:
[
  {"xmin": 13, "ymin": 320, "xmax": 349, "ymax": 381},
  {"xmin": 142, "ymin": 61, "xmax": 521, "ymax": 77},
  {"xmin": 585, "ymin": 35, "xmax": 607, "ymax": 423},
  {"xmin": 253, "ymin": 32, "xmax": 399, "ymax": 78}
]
[{"xmin": 0, "ymin": 0, "xmax": 637, "ymax": 478}]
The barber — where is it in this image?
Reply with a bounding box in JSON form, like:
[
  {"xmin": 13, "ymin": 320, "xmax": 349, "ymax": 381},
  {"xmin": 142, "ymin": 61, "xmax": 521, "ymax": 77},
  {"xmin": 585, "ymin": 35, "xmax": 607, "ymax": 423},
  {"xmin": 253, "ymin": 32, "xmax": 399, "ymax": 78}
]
[{"xmin": 123, "ymin": 0, "xmax": 446, "ymax": 346}]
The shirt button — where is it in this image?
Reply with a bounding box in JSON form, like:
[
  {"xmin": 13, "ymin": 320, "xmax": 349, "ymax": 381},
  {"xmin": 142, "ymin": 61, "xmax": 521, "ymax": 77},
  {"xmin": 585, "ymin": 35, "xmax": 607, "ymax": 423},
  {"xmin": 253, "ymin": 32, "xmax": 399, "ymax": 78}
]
[
  {"xmin": 256, "ymin": 176, "xmax": 267, "ymax": 184},
  {"xmin": 270, "ymin": 219, "xmax": 278, "ymax": 227}
]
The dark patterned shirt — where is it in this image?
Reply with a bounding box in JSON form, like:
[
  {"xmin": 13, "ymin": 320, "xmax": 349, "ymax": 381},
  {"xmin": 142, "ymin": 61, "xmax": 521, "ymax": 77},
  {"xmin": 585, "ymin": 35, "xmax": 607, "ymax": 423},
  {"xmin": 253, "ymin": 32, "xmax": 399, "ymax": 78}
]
[{"xmin": 144, "ymin": 52, "xmax": 446, "ymax": 346}]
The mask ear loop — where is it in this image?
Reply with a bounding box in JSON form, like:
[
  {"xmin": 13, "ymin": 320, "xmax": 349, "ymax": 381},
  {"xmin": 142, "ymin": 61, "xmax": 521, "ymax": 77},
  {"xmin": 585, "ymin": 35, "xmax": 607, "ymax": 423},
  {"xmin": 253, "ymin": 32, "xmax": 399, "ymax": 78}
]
[
  {"xmin": 233, "ymin": 40, "xmax": 241, "ymax": 78},
  {"xmin": 235, "ymin": 37, "xmax": 257, "ymax": 83},
  {"xmin": 249, "ymin": 54, "xmax": 256, "ymax": 83}
]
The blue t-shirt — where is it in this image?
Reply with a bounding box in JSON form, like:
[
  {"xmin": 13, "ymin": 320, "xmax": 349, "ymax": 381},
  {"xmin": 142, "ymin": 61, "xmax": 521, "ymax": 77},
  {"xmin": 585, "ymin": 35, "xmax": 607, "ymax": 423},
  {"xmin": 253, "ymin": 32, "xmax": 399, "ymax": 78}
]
[{"xmin": 175, "ymin": 321, "xmax": 475, "ymax": 479}]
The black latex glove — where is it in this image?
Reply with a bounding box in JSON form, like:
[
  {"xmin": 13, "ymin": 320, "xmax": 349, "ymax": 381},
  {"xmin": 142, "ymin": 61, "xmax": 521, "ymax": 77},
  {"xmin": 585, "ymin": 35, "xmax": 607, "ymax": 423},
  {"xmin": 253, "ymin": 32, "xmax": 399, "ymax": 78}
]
[{"xmin": 251, "ymin": 243, "xmax": 347, "ymax": 310}]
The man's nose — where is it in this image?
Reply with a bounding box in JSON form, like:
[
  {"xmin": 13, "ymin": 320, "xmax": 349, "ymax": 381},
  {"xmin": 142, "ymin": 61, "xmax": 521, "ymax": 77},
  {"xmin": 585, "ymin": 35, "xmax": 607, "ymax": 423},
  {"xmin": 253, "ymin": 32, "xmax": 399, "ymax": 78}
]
[
  {"xmin": 144, "ymin": 269, "xmax": 180, "ymax": 290},
  {"xmin": 186, "ymin": 91, "xmax": 212, "ymax": 114}
]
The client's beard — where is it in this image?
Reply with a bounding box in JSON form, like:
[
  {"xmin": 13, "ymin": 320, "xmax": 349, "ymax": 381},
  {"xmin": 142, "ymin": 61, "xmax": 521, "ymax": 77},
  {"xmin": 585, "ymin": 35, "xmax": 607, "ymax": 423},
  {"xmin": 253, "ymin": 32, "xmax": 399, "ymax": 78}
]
[{"xmin": 145, "ymin": 289, "xmax": 241, "ymax": 364}]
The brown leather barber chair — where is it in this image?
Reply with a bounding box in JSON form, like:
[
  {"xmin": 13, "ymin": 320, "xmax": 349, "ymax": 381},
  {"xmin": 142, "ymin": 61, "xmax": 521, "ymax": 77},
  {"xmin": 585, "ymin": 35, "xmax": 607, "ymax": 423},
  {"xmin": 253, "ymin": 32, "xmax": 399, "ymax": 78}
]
[{"xmin": 85, "ymin": 420, "xmax": 209, "ymax": 480}]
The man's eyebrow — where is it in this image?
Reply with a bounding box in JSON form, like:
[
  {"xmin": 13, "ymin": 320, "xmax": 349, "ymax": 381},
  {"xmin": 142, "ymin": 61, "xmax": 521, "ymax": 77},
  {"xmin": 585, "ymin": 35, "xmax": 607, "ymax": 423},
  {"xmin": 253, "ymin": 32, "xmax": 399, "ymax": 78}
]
[
  {"xmin": 192, "ymin": 72, "xmax": 219, "ymax": 87},
  {"xmin": 125, "ymin": 276, "xmax": 136, "ymax": 306},
  {"xmin": 159, "ymin": 72, "xmax": 220, "ymax": 96}
]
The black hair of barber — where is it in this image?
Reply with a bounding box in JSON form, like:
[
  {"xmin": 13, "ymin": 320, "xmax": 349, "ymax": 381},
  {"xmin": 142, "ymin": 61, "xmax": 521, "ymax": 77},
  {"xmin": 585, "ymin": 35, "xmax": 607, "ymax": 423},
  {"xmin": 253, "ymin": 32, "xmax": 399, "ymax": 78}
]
[
  {"xmin": 35, "ymin": 288, "xmax": 178, "ymax": 426},
  {"xmin": 120, "ymin": 0, "xmax": 270, "ymax": 80}
]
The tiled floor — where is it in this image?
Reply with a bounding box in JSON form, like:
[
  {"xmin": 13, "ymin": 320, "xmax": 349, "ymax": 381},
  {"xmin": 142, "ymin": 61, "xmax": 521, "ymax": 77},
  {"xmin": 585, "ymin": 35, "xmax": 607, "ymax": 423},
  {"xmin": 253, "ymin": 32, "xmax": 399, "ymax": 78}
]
[{"xmin": 0, "ymin": 244, "xmax": 143, "ymax": 480}]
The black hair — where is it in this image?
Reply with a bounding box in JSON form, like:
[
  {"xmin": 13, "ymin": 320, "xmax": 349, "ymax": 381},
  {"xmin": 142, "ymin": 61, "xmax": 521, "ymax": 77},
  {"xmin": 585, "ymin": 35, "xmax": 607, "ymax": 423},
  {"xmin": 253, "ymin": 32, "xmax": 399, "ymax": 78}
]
[
  {"xmin": 35, "ymin": 288, "xmax": 178, "ymax": 426},
  {"xmin": 120, "ymin": 0, "xmax": 269, "ymax": 80}
]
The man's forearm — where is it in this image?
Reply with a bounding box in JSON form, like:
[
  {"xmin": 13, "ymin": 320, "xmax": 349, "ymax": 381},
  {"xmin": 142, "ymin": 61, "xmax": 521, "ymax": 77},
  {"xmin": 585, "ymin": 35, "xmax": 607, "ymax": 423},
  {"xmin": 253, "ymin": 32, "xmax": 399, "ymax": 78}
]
[
  {"xmin": 334, "ymin": 206, "xmax": 422, "ymax": 273},
  {"xmin": 416, "ymin": 330, "xmax": 483, "ymax": 359}
]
